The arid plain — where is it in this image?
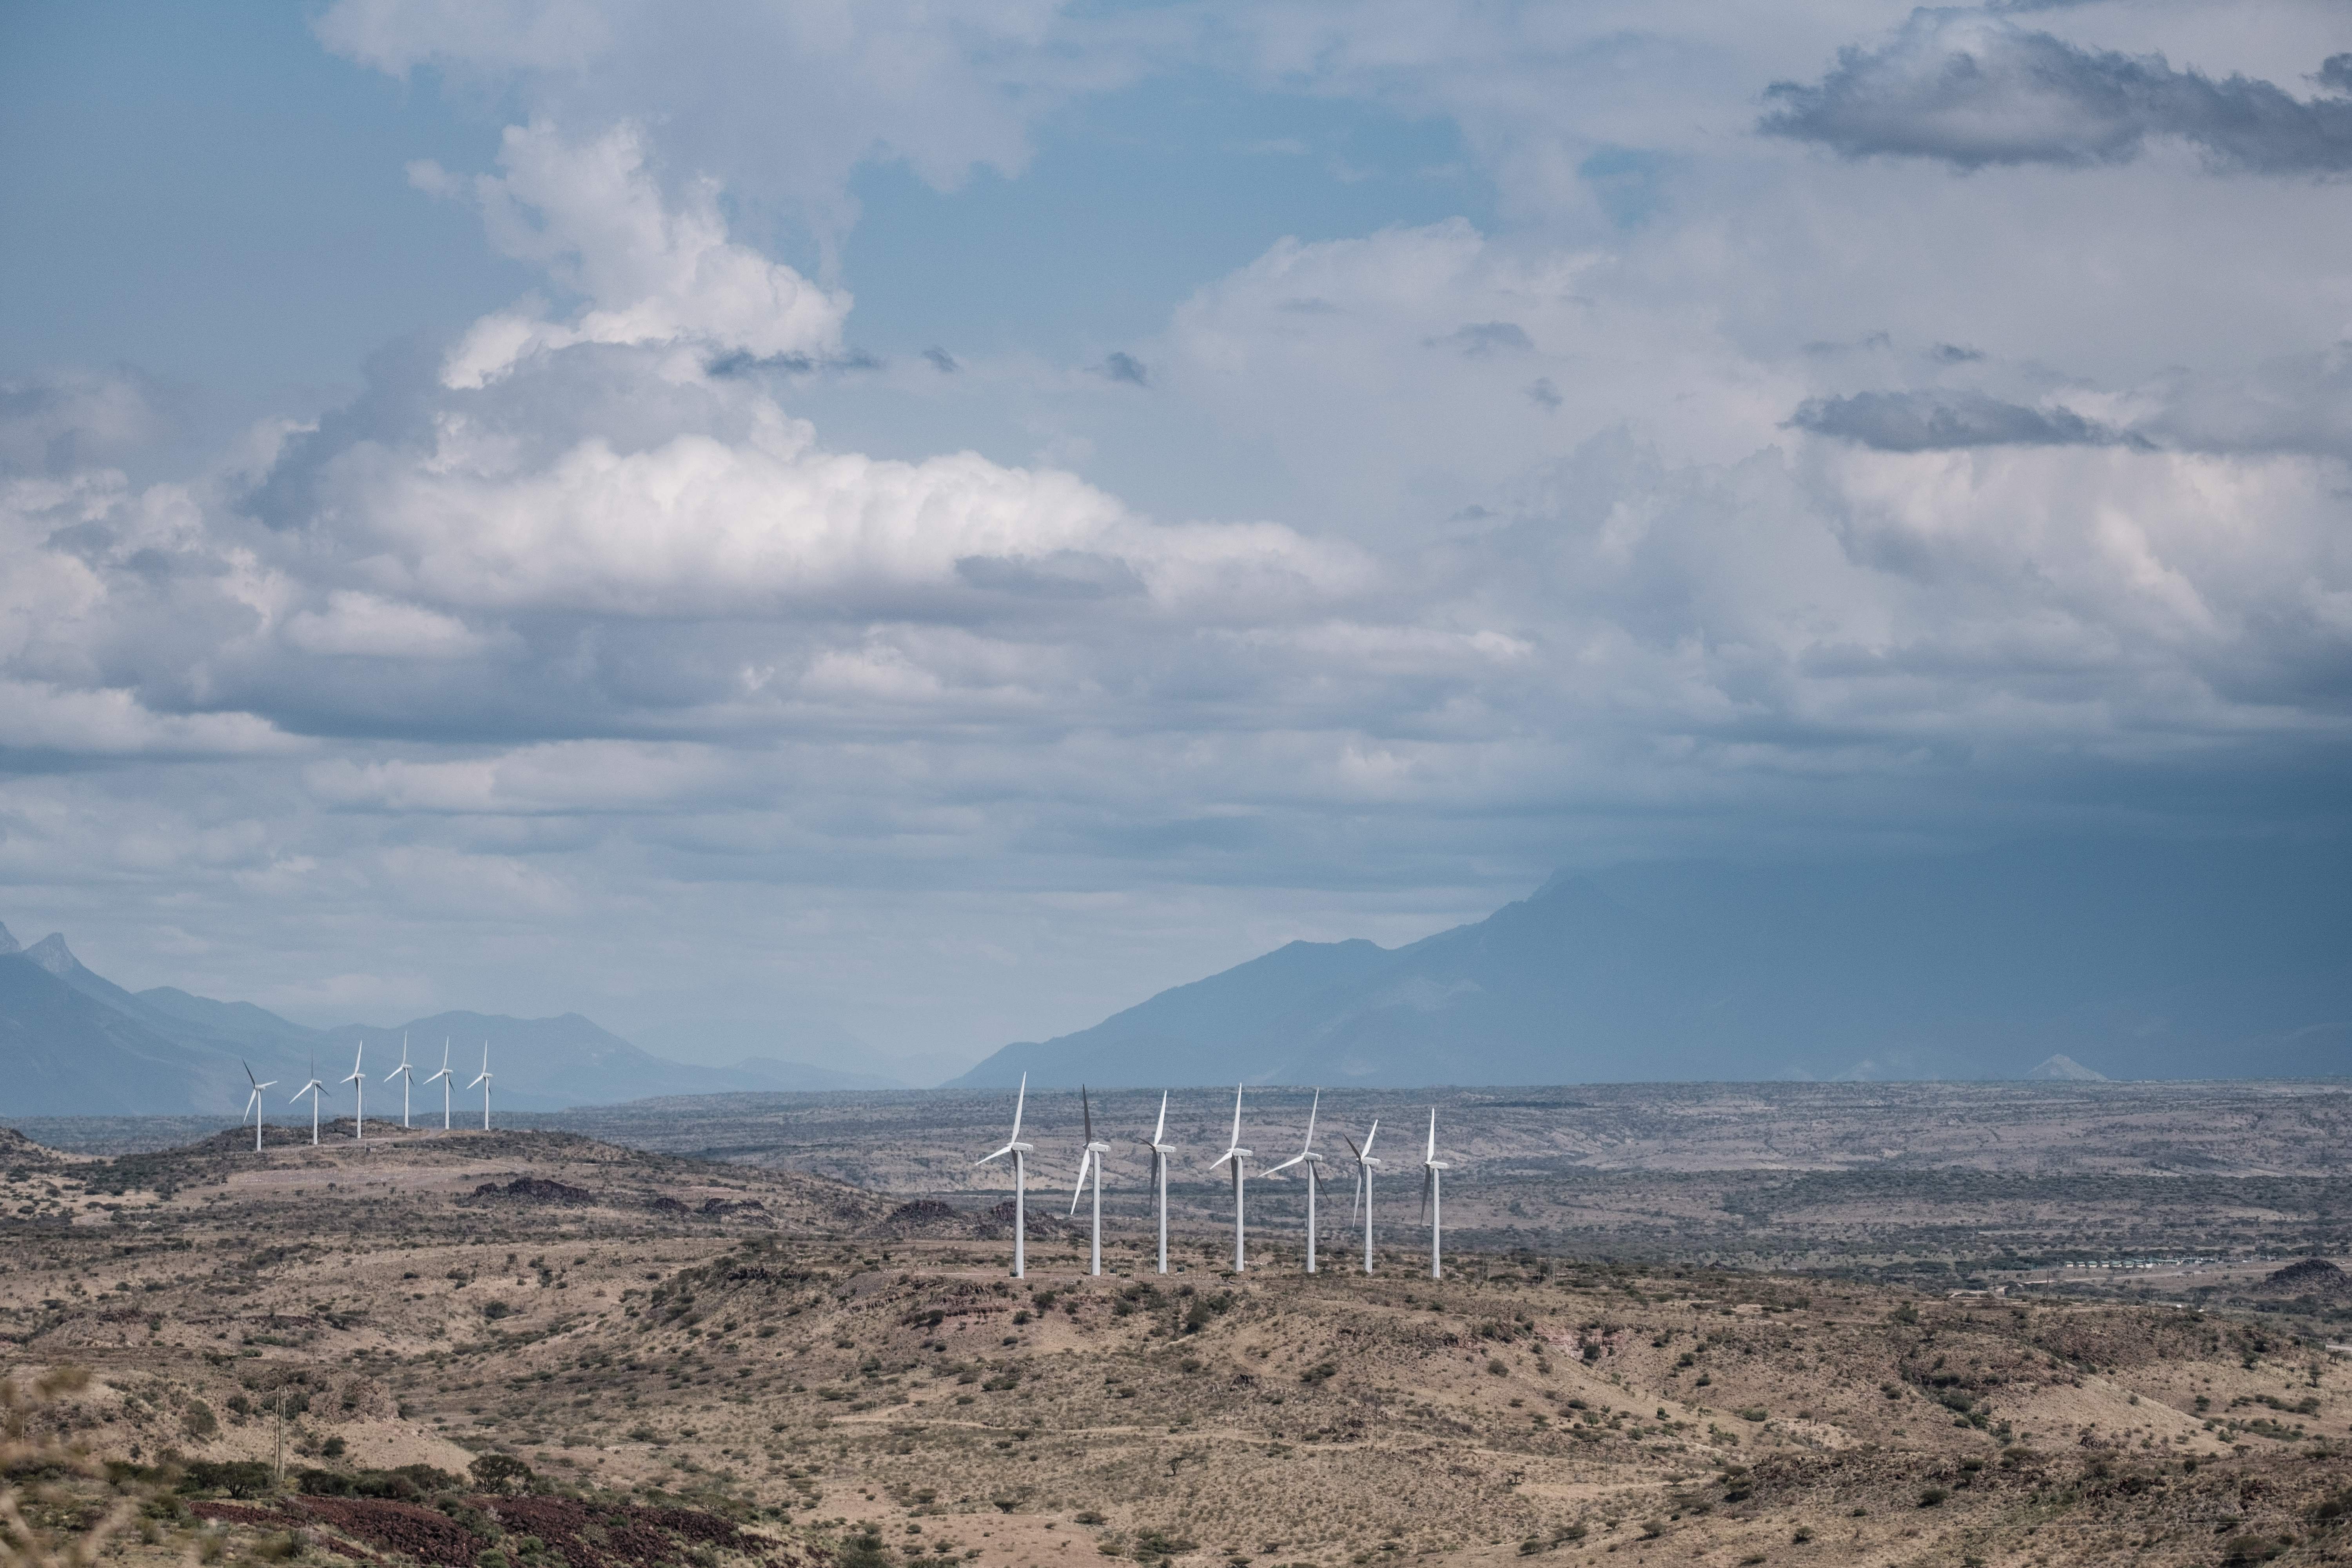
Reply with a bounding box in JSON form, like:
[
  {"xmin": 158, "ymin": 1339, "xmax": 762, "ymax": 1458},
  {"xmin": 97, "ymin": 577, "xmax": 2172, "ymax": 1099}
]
[{"xmin": 2, "ymin": 1082, "xmax": 2349, "ymax": 1568}]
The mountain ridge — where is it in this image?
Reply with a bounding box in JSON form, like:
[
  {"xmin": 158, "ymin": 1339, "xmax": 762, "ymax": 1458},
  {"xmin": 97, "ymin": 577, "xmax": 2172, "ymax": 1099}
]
[
  {"xmin": 0, "ymin": 934, "xmax": 900, "ymax": 1117},
  {"xmin": 951, "ymin": 838, "xmax": 2352, "ymax": 1089}
]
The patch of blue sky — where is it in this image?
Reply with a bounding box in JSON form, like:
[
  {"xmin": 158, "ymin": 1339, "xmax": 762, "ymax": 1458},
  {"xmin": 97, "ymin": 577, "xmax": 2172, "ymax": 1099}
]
[
  {"xmin": 0, "ymin": 3, "xmax": 529, "ymax": 451},
  {"xmin": 836, "ymin": 67, "xmax": 1495, "ymax": 362}
]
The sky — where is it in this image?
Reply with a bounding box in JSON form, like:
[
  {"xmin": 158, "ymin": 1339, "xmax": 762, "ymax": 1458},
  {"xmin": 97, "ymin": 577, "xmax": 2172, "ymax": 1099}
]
[{"xmin": 3, "ymin": 0, "xmax": 2350, "ymax": 1082}]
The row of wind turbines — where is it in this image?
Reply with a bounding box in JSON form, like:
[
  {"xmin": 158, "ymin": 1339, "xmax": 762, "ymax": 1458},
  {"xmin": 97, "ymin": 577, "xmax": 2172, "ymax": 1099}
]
[
  {"xmin": 978, "ymin": 1077, "xmax": 1450, "ymax": 1281},
  {"xmin": 236, "ymin": 1037, "xmax": 496, "ymax": 1149}
]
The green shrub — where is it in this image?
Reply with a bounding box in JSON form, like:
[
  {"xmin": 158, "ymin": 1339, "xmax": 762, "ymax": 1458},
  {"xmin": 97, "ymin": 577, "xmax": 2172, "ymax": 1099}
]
[
  {"xmin": 179, "ymin": 1460, "xmax": 274, "ymax": 1498},
  {"xmin": 470, "ymin": 1453, "xmax": 536, "ymax": 1494}
]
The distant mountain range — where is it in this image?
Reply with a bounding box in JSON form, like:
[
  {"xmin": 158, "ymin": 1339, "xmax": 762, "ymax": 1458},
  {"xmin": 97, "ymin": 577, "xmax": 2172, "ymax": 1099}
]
[
  {"xmin": 951, "ymin": 840, "xmax": 2352, "ymax": 1088},
  {"xmin": 0, "ymin": 923, "xmax": 898, "ymax": 1118}
]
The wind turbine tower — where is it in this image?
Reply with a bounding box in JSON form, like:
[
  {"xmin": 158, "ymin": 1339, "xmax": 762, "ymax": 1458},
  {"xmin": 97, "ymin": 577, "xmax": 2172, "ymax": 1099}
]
[
  {"xmin": 290, "ymin": 1057, "xmax": 327, "ymax": 1146},
  {"xmin": 975, "ymin": 1074, "xmax": 1033, "ymax": 1278},
  {"xmin": 469, "ymin": 1040, "xmax": 493, "ymax": 1131},
  {"xmin": 1067, "ymin": 1085, "xmax": 1111, "ymax": 1276},
  {"xmin": 341, "ymin": 1043, "xmax": 367, "ymax": 1142},
  {"xmin": 1267, "ymin": 1089, "xmax": 1326, "ymax": 1274},
  {"xmin": 1344, "ymin": 1119, "xmax": 1382, "ymax": 1274},
  {"xmin": 1208, "ymin": 1083, "xmax": 1253, "ymax": 1272},
  {"xmin": 389, "ymin": 1034, "xmax": 416, "ymax": 1129},
  {"xmin": 1421, "ymin": 1107, "xmax": 1449, "ymax": 1279},
  {"xmin": 240, "ymin": 1061, "xmax": 278, "ymax": 1154},
  {"xmin": 424, "ymin": 1039, "xmax": 453, "ymax": 1130},
  {"xmin": 1140, "ymin": 1091, "xmax": 1176, "ymax": 1275}
]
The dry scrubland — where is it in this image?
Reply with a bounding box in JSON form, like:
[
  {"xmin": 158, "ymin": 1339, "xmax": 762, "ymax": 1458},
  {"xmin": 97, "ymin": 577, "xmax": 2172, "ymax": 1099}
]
[
  {"xmin": 0, "ymin": 1120, "xmax": 2348, "ymax": 1568},
  {"xmin": 486, "ymin": 1081, "xmax": 2352, "ymax": 1281}
]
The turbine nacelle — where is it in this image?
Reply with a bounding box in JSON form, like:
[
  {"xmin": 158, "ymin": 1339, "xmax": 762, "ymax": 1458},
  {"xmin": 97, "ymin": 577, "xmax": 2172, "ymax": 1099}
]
[{"xmin": 1267, "ymin": 1088, "xmax": 1323, "ymax": 1176}]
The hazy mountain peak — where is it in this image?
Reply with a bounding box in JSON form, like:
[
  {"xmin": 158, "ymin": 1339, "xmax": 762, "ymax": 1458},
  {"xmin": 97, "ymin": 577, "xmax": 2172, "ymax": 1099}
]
[
  {"xmin": 25, "ymin": 933, "xmax": 77, "ymax": 978},
  {"xmin": 0, "ymin": 921, "xmax": 17, "ymax": 956},
  {"xmin": 2027, "ymin": 1053, "xmax": 2108, "ymax": 1082}
]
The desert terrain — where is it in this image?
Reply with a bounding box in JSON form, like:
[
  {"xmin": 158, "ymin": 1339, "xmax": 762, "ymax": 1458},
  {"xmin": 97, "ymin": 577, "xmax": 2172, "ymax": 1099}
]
[{"xmin": 0, "ymin": 1098, "xmax": 2348, "ymax": 1568}]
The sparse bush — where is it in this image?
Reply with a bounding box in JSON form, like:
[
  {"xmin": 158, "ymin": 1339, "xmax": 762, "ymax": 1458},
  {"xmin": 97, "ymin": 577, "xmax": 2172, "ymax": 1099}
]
[
  {"xmin": 1917, "ymin": 1488, "xmax": 1948, "ymax": 1508},
  {"xmin": 1132, "ymin": 1528, "xmax": 1194, "ymax": 1559},
  {"xmin": 470, "ymin": 1453, "xmax": 536, "ymax": 1494},
  {"xmin": 179, "ymin": 1460, "xmax": 274, "ymax": 1498}
]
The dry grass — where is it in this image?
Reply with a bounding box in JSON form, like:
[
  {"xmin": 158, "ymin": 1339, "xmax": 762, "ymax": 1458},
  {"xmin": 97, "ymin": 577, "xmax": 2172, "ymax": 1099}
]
[{"xmin": 0, "ymin": 1123, "xmax": 2344, "ymax": 1568}]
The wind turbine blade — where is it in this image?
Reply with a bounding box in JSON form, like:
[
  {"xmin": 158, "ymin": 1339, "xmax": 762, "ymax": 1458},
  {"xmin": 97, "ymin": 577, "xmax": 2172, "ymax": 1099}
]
[
  {"xmin": 1010, "ymin": 1073, "xmax": 1026, "ymax": 1145},
  {"xmin": 1152, "ymin": 1090, "xmax": 1167, "ymax": 1147},
  {"xmin": 1267, "ymin": 1153, "xmax": 1303, "ymax": 1175},
  {"xmin": 1082, "ymin": 1085, "xmax": 1093, "ymax": 1147},
  {"xmin": 242, "ymin": 1059, "xmax": 258, "ymax": 1088},
  {"xmin": 1229, "ymin": 1083, "xmax": 1243, "ymax": 1149},
  {"xmin": 1363, "ymin": 1119, "xmax": 1379, "ymax": 1160},
  {"xmin": 1426, "ymin": 1106, "xmax": 1437, "ymax": 1164},
  {"xmin": 1069, "ymin": 1150, "xmax": 1091, "ymax": 1216},
  {"xmin": 1420, "ymin": 1167, "xmax": 1432, "ymax": 1224},
  {"xmin": 1208, "ymin": 1149, "xmax": 1235, "ymax": 1169},
  {"xmin": 975, "ymin": 1143, "xmax": 1014, "ymax": 1166},
  {"xmin": 1303, "ymin": 1089, "xmax": 1318, "ymax": 1152}
]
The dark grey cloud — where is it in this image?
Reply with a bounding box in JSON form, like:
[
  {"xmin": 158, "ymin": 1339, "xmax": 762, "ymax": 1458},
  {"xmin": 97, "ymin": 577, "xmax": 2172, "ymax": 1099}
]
[
  {"xmin": 922, "ymin": 346, "xmax": 960, "ymax": 373},
  {"xmin": 1929, "ymin": 343, "xmax": 1984, "ymax": 364},
  {"xmin": 1764, "ymin": 13, "xmax": 2352, "ymax": 173},
  {"xmin": 1097, "ymin": 350, "xmax": 1150, "ymax": 385},
  {"xmin": 1525, "ymin": 377, "xmax": 1562, "ymax": 410},
  {"xmin": 1790, "ymin": 389, "xmax": 2126, "ymax": 450},
  {"xmin": 954, "ymin": 550, "xmax": 1146, "ymax": 601},
  {"xmin": 2322, "ymin": 54, "xmax": 2352, "ymax": 96},
  {"xmin": 1441, "ymin": 321, "xmax": 1534, "ymax": 355}
]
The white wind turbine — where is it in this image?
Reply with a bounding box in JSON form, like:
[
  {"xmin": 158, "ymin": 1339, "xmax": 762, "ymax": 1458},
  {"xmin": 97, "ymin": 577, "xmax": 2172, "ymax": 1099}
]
[
  {"xmin": 1139, "ymin": 1091, "xmax": 1176, "ymax": 1275},
  {"xmin": 423, "ymin": 1038, "xmax": 453, "ymax": 1130},
  {"xmin": 1207, "ymin": 1083, "xmax": 1253, "ymax": 1272},
  {"xmin": 1067, "ymin": 1085, "xmax": 1111, "ymax": 1276},
  {"xmin": 975, "ymin": 1073, "xmax": 1033, "ymax": 1278},
  {"xmin": 1420, "ymin": 1107, "xmax": 1449, "ymax": 1279},
  {"xmin": 289, "ymin": 1056, "xmax": 327, "ymax": 1146},
  {"xmin": 240, "ymin": 1061, "xmax": 278, "ymax": 1154},
  {"xmin": 1266, "ymin": 1089, "xmax": 1326, "ymax": 1274},
  {"xmin": 468, "ymin": 1040, "xmax": 493, "ymax": 1130},
  {"xmin": 1343, "ymin": 1119, "xmax": 1382, "ymax": 1274},
  {"xmin": 388, "ymin": 1034, "xmax": 416, "ymax": 1129},
  {"xmin": 341, "ymin": 1042, "xmax": 367, "ymax": 1142}
]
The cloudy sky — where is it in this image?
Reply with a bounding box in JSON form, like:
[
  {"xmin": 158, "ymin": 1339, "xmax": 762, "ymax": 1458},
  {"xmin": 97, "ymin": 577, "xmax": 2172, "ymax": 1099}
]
[{"xmin": 4, "ymin": 1, "xmax": 2349, "ymax": 1080}]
